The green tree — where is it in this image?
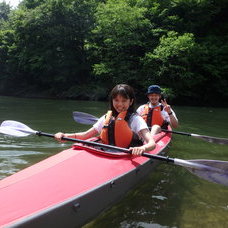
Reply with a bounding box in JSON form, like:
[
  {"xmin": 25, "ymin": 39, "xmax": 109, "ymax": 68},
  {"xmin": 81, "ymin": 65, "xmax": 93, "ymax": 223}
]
[
  {"xmin": 189, "ymin": 35, "xmax": 228, "ymax": 105},
  {"xmin": 0, "ymin": 0, "xmax": 227, "ymax": 105},
  {"xmin": 0, "ymin": 1, "xmax": 10, "ymax": 21},
  {"xmin": 1, "ymin": 0, "xmax": 96, "ymax": 97},
  {"xmin": 0, "ymin": 28, "xmax": 16, "ymax": 93},
  {"xmin": 90, "ymin": 0, "xmax": 152, "ymax": 89},
  {"xmin": 0, "ymin": 1, "xmax": 11, "ymax": 28},
  {"xmin": 20, "ymin": 0, "xmax": 46, "ymax": 9},
  {"xmin": 142, "ymin": 31, "xmax": 196, "ymax": 94}
]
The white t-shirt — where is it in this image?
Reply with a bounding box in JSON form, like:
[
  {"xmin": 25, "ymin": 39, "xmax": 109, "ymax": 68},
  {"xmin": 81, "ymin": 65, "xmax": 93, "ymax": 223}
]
[
  {"xmin": 136, "ymin": 103, "xmax": 177, "ymax": 123},
  {"xmin": 93, "ymin": 113, "xmax": 148, "ymax": 138}
]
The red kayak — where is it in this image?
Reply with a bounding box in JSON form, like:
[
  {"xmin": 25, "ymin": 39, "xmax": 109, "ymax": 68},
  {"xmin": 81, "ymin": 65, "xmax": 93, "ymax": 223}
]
[{"xmin": 0, "ymin": 130, "xmax": 172, "ymax": 227}]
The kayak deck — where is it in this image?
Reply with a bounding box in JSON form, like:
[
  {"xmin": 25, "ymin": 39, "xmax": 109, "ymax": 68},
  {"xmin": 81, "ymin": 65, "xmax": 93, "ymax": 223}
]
[{"xmin": 0, "ymin": 130, "xmax": 171, "ymax": 227}]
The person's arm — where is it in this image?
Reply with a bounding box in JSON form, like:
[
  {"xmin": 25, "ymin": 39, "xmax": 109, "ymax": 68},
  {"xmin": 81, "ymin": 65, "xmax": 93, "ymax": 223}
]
[
  {"xmin": 161, "ymin": 99, "xmax": 179, "ymax": 128},
  {"xmin": 55, "ymin": 114, "xmax": 105, "ymax": 142},
  {"xmin": 55, "ymin": 127, "xmax": 98, "ymax": 142},
  {"xmin": 129, "ymin": 128, "xmax": 156, "ymax": 156},
  {"xmin": 168, "ymin": 111, "xmax": 178, "ymax": 128},
  {"xmin": 136, "ymin": 105, "xmax": 144, "ymax": 115}
]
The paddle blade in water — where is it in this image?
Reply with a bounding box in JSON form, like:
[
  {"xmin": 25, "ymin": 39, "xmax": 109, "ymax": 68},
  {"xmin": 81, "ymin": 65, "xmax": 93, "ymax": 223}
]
[
  {"xmin": 175, "ymin": 159, "xmax": 228, "ymax": 186},
  {"xmin": 73, "ymin": 111, "xmax": 98, "ymax": 125},
  {"xmin": 0, "ymin": 120, "xmax": 36, "ymax": 137},
  {"xmin": 192, "ymin": 134, "xmax": 228, "ymax": 145},
  {"xmin": 73, "ymin": 112, "xmax": 228, "ymax": 145}
]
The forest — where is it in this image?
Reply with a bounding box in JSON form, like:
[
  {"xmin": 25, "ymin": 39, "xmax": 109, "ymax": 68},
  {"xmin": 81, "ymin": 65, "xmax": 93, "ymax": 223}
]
[{"xmin": 0, "ymin": 0, "xmax": 227, "ymax": 106}]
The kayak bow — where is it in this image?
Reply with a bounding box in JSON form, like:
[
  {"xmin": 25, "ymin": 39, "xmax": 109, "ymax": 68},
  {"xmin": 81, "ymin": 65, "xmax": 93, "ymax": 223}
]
[
  {"xmin": 0, "ymin": 121, "xmax": 171, "ymax": 227},
  {"xmin": 1, "ymin": 120, "xmax": 228, "ymax": 228}
]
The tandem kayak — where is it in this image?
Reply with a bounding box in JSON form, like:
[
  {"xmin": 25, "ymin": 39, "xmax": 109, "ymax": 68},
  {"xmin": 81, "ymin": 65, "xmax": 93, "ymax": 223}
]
[{"xmin": 0, "ymin": 129, "xmax": 172, "ymax": 228}]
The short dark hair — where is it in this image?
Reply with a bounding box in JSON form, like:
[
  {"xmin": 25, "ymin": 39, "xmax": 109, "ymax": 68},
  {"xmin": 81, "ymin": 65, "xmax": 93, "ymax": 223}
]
[{"xmin": 109, "ymin": 84, "xmax": 135, "ymax": 116}]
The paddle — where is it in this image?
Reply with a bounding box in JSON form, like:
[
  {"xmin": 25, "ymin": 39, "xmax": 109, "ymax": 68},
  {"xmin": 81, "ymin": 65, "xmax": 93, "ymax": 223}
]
[
  {"xmin": 73, "ymin": 111, "xmax": 99, "ymax": 125},
  {"xmin": 1, "ymin": 120, "xmax": 228, "ymax": 186},
  {"xmin": 73, "ymin": 111, "xmax": 228, "ymax": 145}
]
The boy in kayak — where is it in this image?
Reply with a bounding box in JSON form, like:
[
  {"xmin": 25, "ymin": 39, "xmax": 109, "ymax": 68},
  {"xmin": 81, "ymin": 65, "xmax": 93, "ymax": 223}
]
[
  {"xmin": 55, "ymin": 84, "xmax": 155, "ymax": 156},
  {"xmin": 137, "ymin": 85, "xmax": 178, "ymax": 135}
]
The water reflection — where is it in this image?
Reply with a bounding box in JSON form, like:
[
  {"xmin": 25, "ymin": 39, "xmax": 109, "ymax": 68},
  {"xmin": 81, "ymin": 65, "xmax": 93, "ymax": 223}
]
[
  {"xmin": 0, "ymin": 132, "xmax": 67, "ymax": 179},
  {"xmin": 0, "ymin": 96, "xmax": 228, "ymax": 228}
]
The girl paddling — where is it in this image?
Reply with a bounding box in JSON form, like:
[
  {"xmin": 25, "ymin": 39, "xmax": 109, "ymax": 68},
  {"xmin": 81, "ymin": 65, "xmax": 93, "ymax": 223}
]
[{"xmin": 55, "ymin": 84, "xmax": 156, "ymax": 155}]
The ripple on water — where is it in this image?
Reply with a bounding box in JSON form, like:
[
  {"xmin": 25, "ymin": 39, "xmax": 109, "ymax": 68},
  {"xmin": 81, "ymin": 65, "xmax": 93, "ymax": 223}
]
[
  {"xmin": 151, "ymin": 195, "xmax": 168, "ymax": 201},
  {"xmin": 0, "ymin": 149, "xmax": 46, "ymax": 179},
  {"xmin": 120, "ymin": 221, "xmax": 177, "ymax": 228},
  {"xmin": 0, "ymin": 157, "xmax": 29, "ymax": 179},
  {"xmin": 0, "ymin": 150, "xmax": 44, "ymax": 157},
  {"xmin": 0, "ymin": 142, "xmax": 63, "ymax": 149}
]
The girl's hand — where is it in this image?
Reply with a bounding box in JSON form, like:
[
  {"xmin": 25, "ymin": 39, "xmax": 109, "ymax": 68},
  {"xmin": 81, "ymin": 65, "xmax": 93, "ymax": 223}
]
[
  {"xmin": 161, "ymin": 99, "xmax": 171, "ymax": 113},
  {"xmin": 129, "ymin": 146, "xmax": 146, "ymax": 156},
  {"xmin": 54, "ymin": 132, "xmax": 65, "ymax": 142}
]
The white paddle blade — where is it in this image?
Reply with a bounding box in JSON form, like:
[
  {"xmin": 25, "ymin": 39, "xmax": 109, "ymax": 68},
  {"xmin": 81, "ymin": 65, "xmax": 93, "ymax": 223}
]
[
  {"xmin": 0, "ymin": 126, "xmax": 30, "ymax": 137},
  {"xmin": 175, "ymin": 159, "xmax": 228, "ymax": 186},
  {"xmin": 0, "ymin": 120, "xmax": 36, "ymax": 137}
]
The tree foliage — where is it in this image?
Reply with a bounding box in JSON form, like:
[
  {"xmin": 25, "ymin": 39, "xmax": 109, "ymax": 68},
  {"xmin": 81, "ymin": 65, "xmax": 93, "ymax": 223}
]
[
  {"xmin": 0, "ymin": 0, "xmax": 227, "ymax": 105},
  {"xmin": 0, "ymin": 1, "xmax": 11, "ymax": 21},
  {"xmin": 91, "ymin": 0, "xmax": 151, "ymax": 85},
  {"xmin": 0, "ymin": 0, "xmax": 96, "ymax": 97}
]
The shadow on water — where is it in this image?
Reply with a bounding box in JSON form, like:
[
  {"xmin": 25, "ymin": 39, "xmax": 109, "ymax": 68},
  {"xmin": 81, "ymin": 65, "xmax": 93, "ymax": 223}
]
[
  {"xmin": 84, "ymin": 139, "xmax": 228, "ymax": 228},
  {"xmin": 0, "ymin": 134, "xmax": 65, "ymax": 179},
  {"xmin": 0, "ymin": 96, "xmax": 108, "ymax": 179},
  {"xmin": 83, "ymin": 107, "xmax": 228, "ymax": 228},
  {"xmin": 0, "ymin": 97, "xmax": 228, "ymax": 227}
]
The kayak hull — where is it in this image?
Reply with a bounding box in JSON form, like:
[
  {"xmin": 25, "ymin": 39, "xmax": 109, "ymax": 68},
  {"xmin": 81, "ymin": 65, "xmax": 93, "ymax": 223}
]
[
  {"xmin": 0, "ymin": 130, "xmax": 171, "ymax": 227},
  {"xmin": 14, "ymin": 158, "xmax": 161, "ymax": 228}
]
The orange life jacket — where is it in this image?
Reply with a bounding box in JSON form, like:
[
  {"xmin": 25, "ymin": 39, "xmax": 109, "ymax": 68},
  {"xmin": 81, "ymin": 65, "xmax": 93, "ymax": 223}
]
[
  {"xmin": 100, "ymin": 111, "xmax": 141, "ymax": 148},
  {"xmin": 141, "ymin": 104, "xmax": 165, "ymax": 128}
]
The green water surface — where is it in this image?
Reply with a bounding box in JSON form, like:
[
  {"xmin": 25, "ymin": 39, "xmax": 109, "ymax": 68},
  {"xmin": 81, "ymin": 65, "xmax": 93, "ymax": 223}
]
[{"xmin": 0, "ymin": 96, "xmax": 227, "ymax": 228}]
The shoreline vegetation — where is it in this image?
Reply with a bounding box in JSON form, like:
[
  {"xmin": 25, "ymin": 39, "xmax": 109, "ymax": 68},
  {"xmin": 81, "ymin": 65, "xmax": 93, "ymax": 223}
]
[{"xmin": 0, "ymin": 0, "xmax": 227, "ymax": 107}]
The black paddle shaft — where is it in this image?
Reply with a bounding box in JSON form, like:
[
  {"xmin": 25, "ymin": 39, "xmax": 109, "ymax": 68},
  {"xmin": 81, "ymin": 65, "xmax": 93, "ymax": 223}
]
[
  {"xmin": 162, "ymin": 129, "xmax": 191, "ymax": 136},
  {"xmin": 1, "ymin": 120, "xmax": 227, "ymax": 186},
  {"xmin": 36, "ymin": 131, "xmax": 175, "ymax": 164}
]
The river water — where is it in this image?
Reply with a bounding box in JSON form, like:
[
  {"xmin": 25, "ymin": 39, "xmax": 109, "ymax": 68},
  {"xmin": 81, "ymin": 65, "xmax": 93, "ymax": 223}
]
[{"xmin": 0, "ymin": 96, "xmax": 227, "ymax": 228}]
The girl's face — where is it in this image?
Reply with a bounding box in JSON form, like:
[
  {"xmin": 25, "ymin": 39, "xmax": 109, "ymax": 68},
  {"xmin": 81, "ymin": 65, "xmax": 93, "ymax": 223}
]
[
  {"xmin": 148, "ymin": 93, "xmax": 161, "ymax": 105},
  {"xmin": 112, "ymin": 95, "xmax": 133, "ymax": 113}
]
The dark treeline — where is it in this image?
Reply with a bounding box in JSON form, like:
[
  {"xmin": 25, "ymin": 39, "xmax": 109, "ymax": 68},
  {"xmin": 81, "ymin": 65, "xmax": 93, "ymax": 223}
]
[{"xmin": 0, "ymin": 0, "xmax": 227, "ymax": 106}]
